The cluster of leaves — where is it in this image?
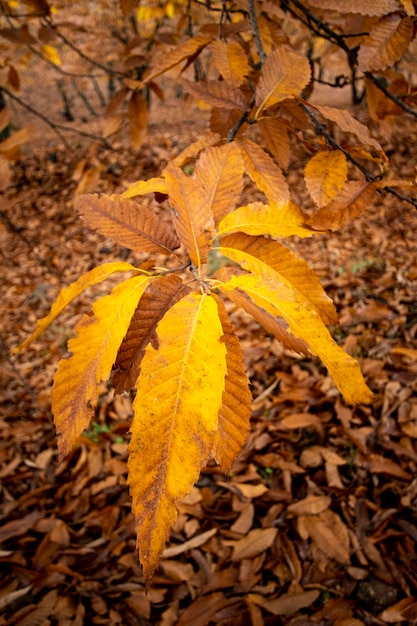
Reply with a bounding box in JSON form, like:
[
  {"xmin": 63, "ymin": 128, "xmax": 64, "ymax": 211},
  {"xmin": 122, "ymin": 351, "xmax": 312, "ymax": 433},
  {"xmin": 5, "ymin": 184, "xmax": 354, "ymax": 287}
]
[{"xmin": 12, "ymin": 0, "xmax": 417, "ymax": 582}]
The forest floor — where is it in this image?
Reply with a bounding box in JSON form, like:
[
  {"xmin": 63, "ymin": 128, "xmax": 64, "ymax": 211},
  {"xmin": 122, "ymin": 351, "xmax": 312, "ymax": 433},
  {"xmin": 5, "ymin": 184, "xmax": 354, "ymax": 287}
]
[{"xmin": 1, "ymin": 80, "xmax": 417, "ymax": 626}]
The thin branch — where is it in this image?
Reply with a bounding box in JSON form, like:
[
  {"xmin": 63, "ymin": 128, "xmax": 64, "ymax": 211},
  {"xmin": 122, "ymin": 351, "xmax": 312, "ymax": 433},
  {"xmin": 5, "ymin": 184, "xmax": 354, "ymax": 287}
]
[
  {"xmin": 1, "ymin": 87, "xmax": 112, "ymax": 149},
  {"xmin": 28, "ymin": 44, "xmax": 104, "ymax": 79},
  {"xmin": 248, "ymin": 0, "xmax": 266, "ymax": 65},
  {"xmin": 365, "ymin": 72, "xmax": 417, "ymax": 119},
  {"xmin": 382, "ymin": 186, "xmax": 417, "ymax": 209}
]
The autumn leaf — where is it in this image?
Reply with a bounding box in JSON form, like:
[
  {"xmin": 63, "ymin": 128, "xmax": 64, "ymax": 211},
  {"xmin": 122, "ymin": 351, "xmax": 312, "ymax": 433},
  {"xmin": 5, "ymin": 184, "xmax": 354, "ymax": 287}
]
[
  {"xmin": 258, "ymin": 117, "xmax": 290, "ymax": 171},
  {"xmin": 238, "ymin": 138, "xmax": 290, "ymax": 203},
  {"xmin": 255, "ymin": 47, "xmax": 311, "ymax": 117},
  {"xmin": 212, "ymin": 295, "xmax": 252, "ymax": 472},
  {"xmin": 304, "ymin": 0, "xmax": 401, "ymax": 15},
  {"xmin": 128, "ymin": 292, "xmax": 227, "ymax": 581},
  {"xmin": 143, "ymin": 35, "xmax": 212, "ymax": 83},
  {"xmin": 209, "ymin": 39, "xmax": 251, "ymax": 88},
  {"xmin": 164, "ymin": 164, "xmax": 213, "ymax": 268},
  {"xmin": 121, "ymin": 177, "xmax": 168, "ymax": 199},
  {"xmin": 77, "ymin": 193, "xmax": 180, "ymax": 255},
  {"xmin": 304, "ymin": 151, "xmax": 348, "ymax": 208},
  {"xmin": 53, "ymin": 274, "xmax": 152, "ymax": 460},
  {"xmin": 309, "ymin": 181, "xmax": 378, "ymax": 231},
  {"xmin": 314, "ymin": 104, "xmax": 383, "ymax": 153},
  {"xmin": 358, "ymin": 15, "xmax": 413, "ymax": 72},
  {"xmin": 14, "ymin": 261, "xmax": 143, "ymax": 352},
  {"xmin": 217, "ymin": 200, "xmax": 316, "ymax": 239},
  {"xmin": 193, "ymin": 143, "xmax": 244, "ymax": 226},
  {"xmin": 128, "ymin": 91, "xmax": 147, "ymax": 149},
  {"xmin": 113, "ymin": 274, "xmax": 191, "ymax": 394},
  {"xmin": 182, "ymin": 79, "xmax": 249, "ymax": 111},
  {"xmin": 217, "ymin": 234, "xmax": 372, "ymax": 404}
]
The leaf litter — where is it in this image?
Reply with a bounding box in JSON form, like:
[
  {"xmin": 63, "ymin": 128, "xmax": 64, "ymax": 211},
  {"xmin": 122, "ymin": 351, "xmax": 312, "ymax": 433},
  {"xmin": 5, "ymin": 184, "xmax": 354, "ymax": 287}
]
[{"xmin": 1, "ymin": 114, "xmax": 417, "ymax": 625}]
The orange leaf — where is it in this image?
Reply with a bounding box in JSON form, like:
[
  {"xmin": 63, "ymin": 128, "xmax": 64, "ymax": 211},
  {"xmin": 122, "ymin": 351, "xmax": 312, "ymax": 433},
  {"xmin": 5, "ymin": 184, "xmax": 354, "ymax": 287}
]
[
  {"xmin": 53, "ymin": 275, "xmax": 152, "ymax": 460},
  {"xmin": 113, "ymin": 274, "xmax": 191, "ymax": 393},
  {"xmin": 212, "ymin": 295, "xmax": 251, "ymax": 472},
  {"xmin": 314, "ymin": 105, "xmax": 383, "ymax": 153},
  {"xmin": 309, "ymin": 181, "xmax": 378, "ymax": 231},
  {"xmin": 238, "ymin": 137, "xmax": 290, "ymax": 202},
  {"xmin": 304, "ymin": 0, "xmax": 400, "ymax": 15},
  {"xmin": 128, "ymin": 292, "xmax": 227, "ymax": 581},
  {"xmin": 77, "ymin": 193, "xmax": 180, "ymax": 255},
  {"xmin": 194, "ymin": 143, "xmax": 244, "ymax": 225},
  {"xmin": 144, "ymin": 35, "xmax": 212, "ymax": 83},
  {"xmin": 209, "ymin": 39, "xmax": 251, "ymax": 88},
  {"xmin": 172, "ymin": 132, "xmax": 221, "ymax": 168},
  {"xmin": 182, "ymin": 78, "xmax": 249, "ymax": 111},
  {"xmin": 255, "ymin": 47, "xmax": 311, "ymax": 116},
  {"xmin": 304, "ymin": 151, "xmax": 348, "ymax": 208},
  {"xmin": 258, "ymin": 117, "xmax": 290, "ymax": 170},
  {"xmin": 128, "ymin": 91, "xmax": 147, "ymax": 149},
  {"xmin": 121, "ymin": 176, "xmax": 167, "ymax": 199},
  {"xmin": 358, "ymin": 15, "xmax": 413, "ymax": 72},
  {"xmin": 164, "ymin": 164, "xmax": 213, "ymax": 268}
]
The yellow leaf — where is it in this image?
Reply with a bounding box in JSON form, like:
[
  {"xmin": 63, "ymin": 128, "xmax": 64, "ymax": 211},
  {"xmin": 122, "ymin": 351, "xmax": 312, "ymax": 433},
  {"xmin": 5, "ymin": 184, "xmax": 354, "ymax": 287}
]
[
  {"xmin": 255, "ymin": 47, "xmax": 311, "ymax": 116},
  {"xmin": 41, "ymin": 44, "xmax": 61, "ymax": 66},
  {"xmin": 218, "ymin": 233, "xmax": 337, "ymax": 325},
  {"xmin": 304, "ymin": 151, "xmax": 348, "ymax": 208},
  {"xmin": 121, "ymin": 176, "xmax": 167, "ymax": 199},
  {"xmin": 217, "ymin": 200, "xmax": 317, "ymax": 239},
  {"xmin": 53, "ymin": 274, "xmax": 152, "ymax": 460},
  {"xmin": 239, "ymin": 137, "xmax": 289, "ymax": 203},
  {"xmin": 194, "ymin": 143, "xmax": 244, "ymax": 226},
  {"xmin": 77, "ymin": 193, "xmax": 180, "ymax": 255},
  {"xmin": 212, "ymin": 295, "xmax": 251, "ymax": 472},
  {"xmin": 14, "ymin": 262, "xmax": 142, "ymax": 352},
  {"xmin": 164, "ymin": 163, "xmax": 213, "ymax": 268},
  {"xmin": 209, "ymin": 39, "xmax": 251, "ymax": 88},
  {"xmin": 128, "ymin": 292, "xmax": 227, "ymax": 581},
  {"xmin": 358, "ymin": 15, "xmax": 413, "ymax": 72},
  {"xmin": 217, "ymin": 237, "xmax": 373, "ymax": 404}
]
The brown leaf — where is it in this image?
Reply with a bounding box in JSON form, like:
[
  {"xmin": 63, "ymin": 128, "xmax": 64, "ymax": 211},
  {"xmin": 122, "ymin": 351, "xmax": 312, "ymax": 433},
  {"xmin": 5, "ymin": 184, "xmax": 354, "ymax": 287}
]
[
  {"xmin": 78, "ymin": 193, "xmax": 180, "ymax": 255},
  {"xmin": 238, "ymin": 137, "xmax": 290, "ymax": 202},
  {"xmin": 231, "ymin": 527, "xmax": 278, "ymax": 561},
  {"xmin": 258, "ymin": 117, "xmax": 290, "ymax": 170},
  {"xmin": 255, "ymin": 589, "xmax": 320, "ymax": 616},
  {"xmin": 128, "ymin": 91, "xmax": 147, "ymax": 149},
  {"xmin": 182, "ymin": 78, "xmax": 249, "ymax": 111},
  {"xmin": 304, "ymin": 0, "xmax": 400, "ymax": 15},
  {"xmin": 358, "ymin": 15, "xmax": 413, "ymax": 72},
  {"xmin": 113, "ymin": 275, "xmax": 191, "ymax": 393},
  {"xmin": 309, "ymin": 181, "xmax": 378, "ymax": 231},
  {"xmin": 162, "ymin": 528, "xmax": 218, "ymax": 558}
]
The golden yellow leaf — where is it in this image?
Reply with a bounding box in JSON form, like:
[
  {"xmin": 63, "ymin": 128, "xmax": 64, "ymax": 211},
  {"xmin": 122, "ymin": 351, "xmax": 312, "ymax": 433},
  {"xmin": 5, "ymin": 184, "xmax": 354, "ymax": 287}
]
[
  {"xmin": 239, "ymin": 138, "xmax": 289, "ymax": 202},
  {"xmin": 216, "ymin": 272, "xmax": 310, "ymax": 355},
  {"xmin": 212, "ymin": 295, "xmax": 251, "ymax": 472},
  {"xmin": 194, "ymin": 143, "xmax": 244, "ymax": 226},
  {"xmin": 128, "ymin": 292, "xmax": 227, "ymax": 581},
  {"xmin": 304, "ymin": 151, "xmax": 348, "ymax": 208},
  {"xmin": 358, "ymin": 15, "xmax": 413, "ymax": 72},
  {"xmin": 217, "ymin": 200, "xmax": 317, "ymax": 239},
  {"xmin": 113, "ymin": 274, "xmax": 191, "ymax": 394},
  {"xmin": 41, "ymin": 44, "xmax": 61, "ymax": 66},
  {"xmin": 217, "ymin": 236, "xmax": 373, "ymax": 404},
  {"xmin": 144, "ymin": 35, "xmax": 212, "ymax": 83},
  {"xmin": 182, "ymin": 79, "xmax": 249, "ymax": 111},
  {"xmin": 309, "ymin": 181, "xmax": 378, "ymax": 231},
  {"xmin": 78, "ymin": 193, "xmax": 180, "ymax": 255},
  {"xmin": 209, "ymin": 39, "xmax": 251, "ymax": 88},
  {"xmin": 218, "ymin": 233, "xmax": 337, "ymax": 324},
  {"xmin": 255, "ymin": 47, "xmax": 311, "ymax": 116},
  {"xmin": 53, "ymin": 274, "xmax": 152, "ymax": 460},
  {"xmin": 14, "ymin": 262, "xmax": 142, "ymax": 352},
  {"xmin": 258, "ymin": 117, "xmax": 290, "ymax": 171},
  {"xmin": 304, "ymin": 0, "xmax": 400, "ymax": 15},
  {"xmin": 121, "ymin": 176, "xmax": 167, "ymax": 199},
  {"xmin": 164, "ymin": 164, "xmax": 213, "ymax": 268},
  {"xmin": 128, "ymin": 91, "xmax": 147, "ymax": 149}
]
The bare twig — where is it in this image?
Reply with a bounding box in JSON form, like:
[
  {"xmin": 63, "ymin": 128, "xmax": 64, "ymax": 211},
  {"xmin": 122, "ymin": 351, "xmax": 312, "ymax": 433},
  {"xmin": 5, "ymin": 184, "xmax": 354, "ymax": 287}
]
[{"xmin": 248, "ymin": 0, "xmax": 266, "ymax": 65}]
